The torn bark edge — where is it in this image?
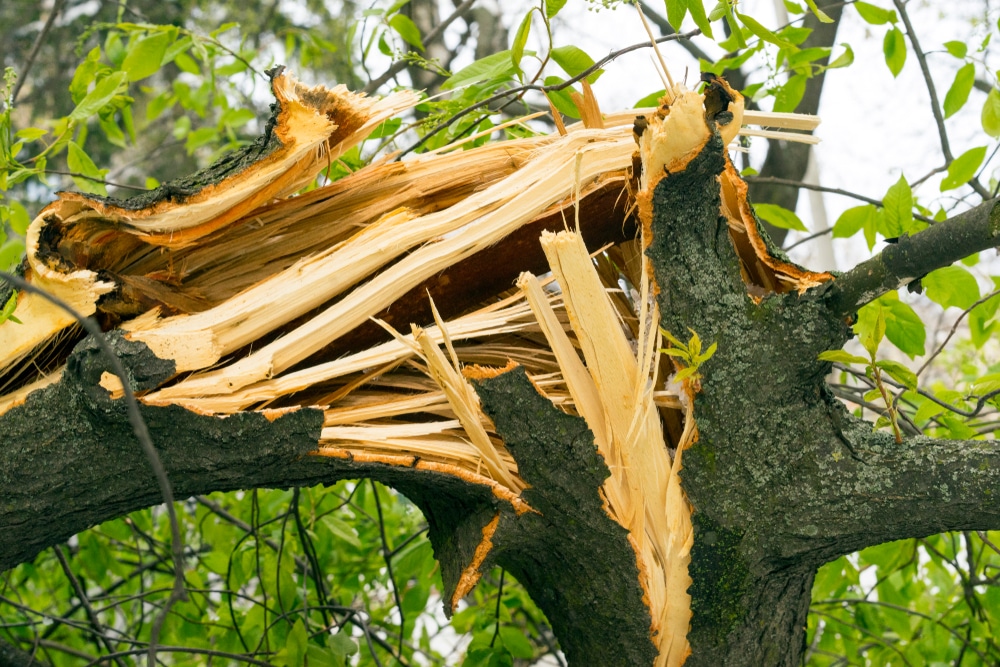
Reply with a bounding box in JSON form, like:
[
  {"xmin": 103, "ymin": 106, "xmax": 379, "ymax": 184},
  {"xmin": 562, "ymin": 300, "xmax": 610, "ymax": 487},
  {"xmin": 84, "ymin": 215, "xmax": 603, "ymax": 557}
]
[
  {"xmin": 634, "ymin": 77, "xmax": 831, "ymax": 300},
  {"xmin": 311, "ymin": 447, "xmax": 533, "ymax": 516},
  {"xmin": 470, "ymin": 363, "xmax": 660, "ymax": 666}
]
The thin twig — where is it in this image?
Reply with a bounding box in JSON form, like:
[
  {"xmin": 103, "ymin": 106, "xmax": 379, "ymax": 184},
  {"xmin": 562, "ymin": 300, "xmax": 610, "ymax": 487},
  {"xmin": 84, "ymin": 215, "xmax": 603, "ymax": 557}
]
[
  {"xmin": 891, "ymin": 0, "xmax": 990, "ymax": 199},
  {"xmin": 0, "ymin": 271, "xmax": 186, "ymax": 667},
  {"xmin": 813, "ymin": 598, "xmax": 991, "ymax": 661},
  {"xmin": 370, "ymin": 480, "xmax": 407, "ymax": 663},
  {"xmin": 290, "ymin": 488, "xmax": 332, "ymax": 628},
  {"xmin": 363, "ymin": 0, "xmax": 479, "ymax": 94},
  {"xmin": 44, "ymin": 170, "xmax": 149, "ymax": 192},
  {"xmin": 744, "ymin": 175, "xmax": 936, "ymax": 224},
  {"xmin": 10, "ymin": 0, "xmax": 68, "ymax": 105},
  {"xmin": 489, "ymin": 569, "xmax": 506, "ymax": 648},
  {"xmin": 916, "ymin": 288, "xmax": 1000, "ymax": 377},
  {"xmin": 53, "ymin": 546, "xmax": 128, "ymax": 667},
  {"xmin": 400, "ymin": 29, "xmax": 699, "ymax": 156},
  {"xmin": 784, "ymin": 226, "xmax": 832, "ymax": 251}
]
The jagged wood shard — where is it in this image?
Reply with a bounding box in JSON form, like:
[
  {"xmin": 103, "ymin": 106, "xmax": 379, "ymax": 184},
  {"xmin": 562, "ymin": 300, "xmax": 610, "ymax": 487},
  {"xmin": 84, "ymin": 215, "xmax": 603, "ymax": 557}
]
[{"xmin": 0, "ymin": 70, "xmax": 828, "ymax": 666}]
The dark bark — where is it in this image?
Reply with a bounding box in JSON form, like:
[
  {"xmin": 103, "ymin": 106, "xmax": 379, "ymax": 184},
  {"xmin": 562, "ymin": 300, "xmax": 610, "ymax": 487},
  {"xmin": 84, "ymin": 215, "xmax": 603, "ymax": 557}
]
[
  {"xmin": 643, "ymin": 126, "xmax": 1000, "ymax": 663},
  {"xmin": 4, "ymin": 83, "xmax": 1000, "ymax": 667},
  {"xmin": 823, "ymin": 197, "xmax": 1000, "ymax": 316},
  {"xmin": 0, "ymin": 336, "xmax": 654, "ymax": 665}
]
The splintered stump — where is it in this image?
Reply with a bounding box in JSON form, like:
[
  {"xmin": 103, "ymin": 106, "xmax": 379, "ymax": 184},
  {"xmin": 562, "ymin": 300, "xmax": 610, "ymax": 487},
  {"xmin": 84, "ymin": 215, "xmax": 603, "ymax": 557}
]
[{"xmin": 2, "ymin": 70, "xmax": 870, "ymax": 666}]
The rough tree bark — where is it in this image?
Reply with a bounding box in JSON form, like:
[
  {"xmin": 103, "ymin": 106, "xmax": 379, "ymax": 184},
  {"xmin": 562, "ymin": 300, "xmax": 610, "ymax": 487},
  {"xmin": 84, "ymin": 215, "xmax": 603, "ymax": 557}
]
[{"xmin": 2, "ymin": 74, "xmax": 1000, "ymax": 666}]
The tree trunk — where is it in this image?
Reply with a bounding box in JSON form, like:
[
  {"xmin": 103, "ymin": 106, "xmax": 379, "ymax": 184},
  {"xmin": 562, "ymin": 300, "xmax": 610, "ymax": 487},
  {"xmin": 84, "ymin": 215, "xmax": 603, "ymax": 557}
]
[{"xmin": 3, "ymin": 73, "xmax": 1000, "ymax": 666}]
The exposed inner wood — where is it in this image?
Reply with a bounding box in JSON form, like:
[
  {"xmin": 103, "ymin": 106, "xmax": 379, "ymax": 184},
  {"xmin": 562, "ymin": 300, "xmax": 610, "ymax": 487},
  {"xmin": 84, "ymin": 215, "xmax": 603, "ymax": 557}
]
[{"xmin": 0, "ymin": 72, "xmax": 824, "ymax": 667}]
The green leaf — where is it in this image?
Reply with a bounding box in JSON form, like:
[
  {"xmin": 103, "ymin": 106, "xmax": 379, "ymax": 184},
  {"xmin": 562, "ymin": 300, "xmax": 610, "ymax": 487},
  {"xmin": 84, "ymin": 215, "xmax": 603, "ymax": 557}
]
[
  {"xmin": 818, "ymin": 350, "xmax": 870, "ymax": 365},
  {"xmin": 674, "ymin": 366, "xmax": 699, "ymax": 382},
  {"xmin": 665, "ymin": 0, "xmax": 687, "ymax": 31},
  {"xmin": 973, "ymin": 373, "xmax": 1000, "ymax": 395},
  {"xmin": 881, "ymin": 175, "xmax": 912, "ymax": 236},
  {"xmin": 784, "ymin": 0, "xmax": 806, "ymax": 14},
  {"xmin": 66, "ymin": 142, "xmax": 108, "ymax": 196},
  {"xmin": 698, "ymin": 341, "xmax": 718, "ymax": 364},
  {"xmin": 389, "ymin": 14, "xmax": 425, "ymax": 51},
  {"xmin": 883, "ymin": 27, "xmax": 907, "ymax": 77},
  {"xmin": 542, "ymin": 77, "xmax": 580, "ymax": 119},
  {"xmin": 659, "ymin": 327, "xmax": 686, "ymax": 350},
  {"xmin": 0, "ymin": 240, "xmax": 25, "ymax": 274},
  {"xmin": 736, "ymin": 12, "xmax": 794, "ymax": 48},
  {"xmin": 943, "ymin": 63, "xmax": 975, "ymax": 119},
  {"xmin": 550, "ymin": 45, "xmax": 602, "ymax": 84},
  {"xmin": 327, "ymin": 630, "xmax": 359, "ymax": 658},
  {"xmin": 855, "ymin": 1, "xmax": 896, "ymax": 25},
  {"xmin": 754, "ymin": 203, "xmax": 808, "ymax": 231},
  {"xmin": 708, "ymin": 1, "xmax": 728, "ymax": 22},
  {"xmin": 69, "ymin": 72, "xmax": 128, "ymax": 121},
  {"xmin": 969, "ymin": 288, "xmax": 999, "ymax": 348},
  {"xmin": 444, "ymin": 50, "xmax": 516, "ymax": 89},
  {"xmin": 366, "ymin": 117, "xmax": 402, "ymax": 139},
  {"xmin": 499, "ymin": 627, "xmax": 534, "ymax": 658},
  {"xmin": 832, "ymin": 204, "xmax": 877, "ymax": 239},
  {"xmin": 635, "ymin": 88, "xmax": 667, "ymax": 108},
  {"xmin": 320, "ymin": 515, "xmax": 362, "ymax": 549},
  {"xmin": 856, "ymin": 303, "xmax": 886, "ymax": 356},
  {"xmin": 69, "ymin": 49, "xmax": 101, "ymax": 104},
  {"xmin": 826, "ymin": 43, "xmax": 854, "ymax": 69},
  {"xmin": 944, "ymin": 40, "xmax": 968, "ymax": 58},
  {"xmin": 15, "ymin": 127, "xmax": 47, "ymax": 142},
  {"xmin": 940, "ymin": 145, "xmax": 987, "ymax": 191},
  {"xmin": 913, "ymin": 397, "xmax": 946, "ymax": 424},
  {"xmin": 121, "ymin": 32, "xmax": 172, "ymax": 82},
  {"xmin": 546, "ymin": 0, "xmax": 568, "ymax": 19},
  {"xmin": 0, "ymin": 291, "xmax": 22, "ymax": 325},
  {"xmin": 982, "ymin": 88, "xmax": 1000, "ymax": 138},
  {"xmin": 286, "ymin": 619, "xmax": 307, "ymax": 667},
  {"xmin": 923, "ymin": 265, "xmax": 980, "ymax": 310},
  {"xmin": 6, "ymin": 200, "xmax": 30, "ymax": 235},
  {"xmin": 803, "ymin": 0, "xmax": 834, "ymax": 22},
  {"xmin": 687, "ymin": 328, "xmax": 702, "ymax": 359},
  {"xmin": 772, "ymin": 74, "xmax": 807, "ymax": 113},
  {"xmin": 174, "ymin": 52, "xmax": 200, "ymax": 75},
  {"xmin": 511, "ymin": 11, "xmax": 532, "ymax": 70},
  {"xmin": 686, "ymin": 0, "xmax": 715, "ymax": 39},
  {"xmin": 880, "ymin": 293, "xmax": 926, "ymax": 357},
  {"xmin": 874, "ymin": 360, "xmax": 917, "ymax": 390}
]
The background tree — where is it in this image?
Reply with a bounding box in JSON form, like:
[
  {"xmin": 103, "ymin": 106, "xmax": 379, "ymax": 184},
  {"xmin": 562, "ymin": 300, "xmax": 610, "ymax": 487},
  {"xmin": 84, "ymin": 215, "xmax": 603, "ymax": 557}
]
[{"xmin": 1, "ymin": 1, "xmax": 999, "ymax": 665}]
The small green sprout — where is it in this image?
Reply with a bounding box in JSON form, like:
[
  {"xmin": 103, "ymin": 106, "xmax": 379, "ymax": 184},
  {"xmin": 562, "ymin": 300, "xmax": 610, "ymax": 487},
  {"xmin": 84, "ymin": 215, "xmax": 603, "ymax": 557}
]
[
  {"xmin": 659, "ymin": 327, "xmax": 717, "ymax": 386},
  {"xmin": 0, "ymin": 291, "xmax": 21, "ymax": 325}
]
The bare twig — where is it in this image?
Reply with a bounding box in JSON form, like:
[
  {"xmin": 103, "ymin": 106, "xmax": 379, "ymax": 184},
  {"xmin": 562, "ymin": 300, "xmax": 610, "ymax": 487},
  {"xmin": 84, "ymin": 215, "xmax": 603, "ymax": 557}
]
[
  {"xmin": 0, "ymin": 271, "xmax": 186, "ymax": 667},
  {"xmin": 891, "ymin": 0, "xmax": 990, "ymax": 199},
  {"xmin": 10, "ymin": 0, "xmax": 68, "ymax": 105},
  {"xmin": 363, "ymin": 0, "xmax": 479, "ymax": 94},
  {"xmin": 52, "ymin": 547, "xmax": 127, "ymax": 667},
  {"xmin": 370, "ymin": 480, "xmax": 407, "ymax": 663},
  {"xmin": 744, "ymin": 175, "xmax": 936, "ymax": 224},
  {"xmin": 916, "ymin": 287, "xmax": 1000, "ymax": 377},
  {"xmin": 400, "ymin": 29, "xmax": 699, "ymax": 156}
]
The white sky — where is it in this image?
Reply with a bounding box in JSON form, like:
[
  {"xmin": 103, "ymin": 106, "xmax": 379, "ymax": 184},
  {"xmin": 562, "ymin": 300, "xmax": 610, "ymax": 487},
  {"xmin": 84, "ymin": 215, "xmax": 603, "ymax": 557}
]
[{"xmin": 426, "ymin": 0, "xmax": 998, "ymax": 274}]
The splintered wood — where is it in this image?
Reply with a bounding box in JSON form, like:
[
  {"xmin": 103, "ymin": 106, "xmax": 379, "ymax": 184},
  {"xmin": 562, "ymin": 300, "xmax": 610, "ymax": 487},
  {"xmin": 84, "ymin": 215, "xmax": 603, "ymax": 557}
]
[{"xmin": 0, "ymin": 69, "xmax": 822, "ymax": 666}]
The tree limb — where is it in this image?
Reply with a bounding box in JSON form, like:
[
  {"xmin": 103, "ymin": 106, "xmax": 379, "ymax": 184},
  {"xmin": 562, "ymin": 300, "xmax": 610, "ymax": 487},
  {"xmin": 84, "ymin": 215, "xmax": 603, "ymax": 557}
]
[
  {"xmin": 891, "ymin": 0, "xmax": 990, "ymax": 199},
  {"xmin": 821, "ymin": 198, "xmax": 1000, "ymax": 317}
]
